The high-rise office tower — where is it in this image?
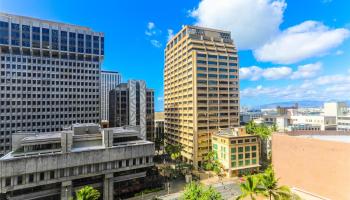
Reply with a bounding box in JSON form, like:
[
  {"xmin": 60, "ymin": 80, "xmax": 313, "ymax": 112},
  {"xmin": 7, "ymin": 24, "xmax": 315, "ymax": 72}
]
[
  {"xmin": 164, "ymin": 26, "xmax": 240, "ymax": 167},
  {"xmin": 109, "ymin": 80, "xmax": 155, "ymax": 141},
  {"xmin": 101, "ymin": 70, "xmax": 121, "ymax": 122},
  {"xmin": 0, "ymin": 13, "xmax": 104, "ymax": 156}
]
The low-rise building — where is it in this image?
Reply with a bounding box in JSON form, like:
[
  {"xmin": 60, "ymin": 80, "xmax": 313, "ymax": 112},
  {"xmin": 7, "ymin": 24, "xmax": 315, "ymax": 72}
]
[
  {"xmin": 0, "ymin": 124, "xmax": 157, "ymax": 200},
  {"xmin": 212, "ymin": 127, "xmax": 260, "ymax": 177},
  {"xmin": 272, "ymin": 131, "xmax": 350, "ymax": 200}
]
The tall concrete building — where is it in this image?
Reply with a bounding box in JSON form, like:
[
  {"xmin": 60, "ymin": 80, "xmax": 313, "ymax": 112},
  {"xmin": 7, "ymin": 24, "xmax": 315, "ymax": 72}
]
[
  {"xmin": 0, "ymin": 13, "xmax": 104, "ymax": 156},
  {"xmin": 164, "ymin": 26, "xmax": 240, "ymax": 167},
  {"xmin": 0, "ymin": 124, "xmax": 157, "ymax": 200},
  {"xmin": 101, "ymin": 70, "xmax": 121, "ymax": 122},
  {"xmin": 109, "ymin": 80, "xmax": 155, "ymax": 141}
]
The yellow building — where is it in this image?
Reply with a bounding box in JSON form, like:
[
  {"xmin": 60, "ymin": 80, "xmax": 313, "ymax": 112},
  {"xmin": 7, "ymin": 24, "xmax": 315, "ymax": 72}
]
[
  {"xmin": 212, "ymin": 127, "xmax": 260, "ymax": 177},
  {"xmin": 164, "ymin": 26, "xmax": 240, "ymax": 167}
]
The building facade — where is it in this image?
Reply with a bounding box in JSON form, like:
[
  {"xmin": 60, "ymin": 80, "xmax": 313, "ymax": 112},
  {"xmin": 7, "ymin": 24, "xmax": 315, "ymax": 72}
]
[
  {"xmin": 155, "ymin": 112, "xmax": 165, "ymax": 150},
  {"xmin": 0, "ymin": 13, "xmax": 104, "ymax": 156},
  {"xmin": 272, "ymin": 132, "xmax": 350, "ymax": 200},
  {"xmin": 101, "ymin": 70, "xmax": 121, "ymax": 122},
  {"xmin": 164, "ymin": 26, "xmax": 240, "ymax": 167},
  {"xmin": 0, "ymin": 124, "xmax": 157, "ymax": 200},
  {"xmin": 212, "ymin": 127, "xmax": 260, "ymax": 177},
  {"xmin": 109, "ymin": 80, "xmax": 155, "ymax": 141}
]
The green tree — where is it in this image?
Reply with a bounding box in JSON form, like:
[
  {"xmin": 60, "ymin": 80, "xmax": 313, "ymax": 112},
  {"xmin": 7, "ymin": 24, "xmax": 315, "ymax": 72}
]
[
  {"xmin": 246, "ymin": 120, "xmax": 257, "ymax": 134},
  {"xmin": 200, "ymin": 186, "xmax": 223, "ymax": 200},
  {"xmin": 236, "ymin": 176, "xmax": 265, "ymax": 200},
  {"xmin": 74, "ymin": 186, "xmax": 100, "ymax": 200},
  {"xmin": 260, "ymin": 167, "xmax": 292, "ymax": 200},
  {"xmin": 182, "ymin": 182, "xmax": 223, "ymax": 200}
]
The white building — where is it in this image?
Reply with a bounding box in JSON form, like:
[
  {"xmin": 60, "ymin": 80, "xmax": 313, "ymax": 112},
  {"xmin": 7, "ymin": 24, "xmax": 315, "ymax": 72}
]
[{"xmin": 101, "ymin": 71, "xmax": 121, "ymax": 122}]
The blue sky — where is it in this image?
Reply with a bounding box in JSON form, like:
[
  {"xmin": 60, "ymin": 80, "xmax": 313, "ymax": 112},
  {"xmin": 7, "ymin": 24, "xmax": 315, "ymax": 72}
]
[{"xmin": 1, "ymin": 0, "xmax": 350, "ymax": 111}]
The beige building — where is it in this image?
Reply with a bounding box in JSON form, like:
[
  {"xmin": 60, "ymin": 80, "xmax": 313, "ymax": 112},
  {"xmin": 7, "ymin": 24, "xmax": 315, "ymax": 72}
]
[
  {"xmin": 272, "ymin": 132, "xmax": 350, "ymax": 200},
  {"xmin": 164, "ymin": 26, "xmax": 240, "ymax": 167},
  {"xmin": 212, "ymin": 128, "xmax": 260, "ymax": 177}
]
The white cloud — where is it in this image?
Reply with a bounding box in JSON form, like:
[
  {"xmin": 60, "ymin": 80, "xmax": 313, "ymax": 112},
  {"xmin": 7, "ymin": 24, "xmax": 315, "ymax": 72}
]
[
  {"xmin": 145, "ymin": 22, "xmax": 161, "ymax": 36},
  {"xmin": 167, "ymin": 29, "xmax": 174, "ymax": 41},
  {"xmin": 335, "ymin": 50, "xmax": 344, "ymax": 55},
  {"xmin": 291, "ymin": 62, "xmax": 322, "ymax": 79},
  {"xmin": 254, "ymin": 21, "xmax": 350, "ymax": 64},
  {"xmin": 240, "ymin": 62, "xmax": 322, "ymax": 81},
  {"xmin": 241, "ymin": 72, "xmax": 350, "ymax": 101},
  {"xmin": 148, "ymin": 22, "xmax": 155, "ymax": 30},
  {"xmin": 150, "ymin": 40, "xmax": 162, "ymax": 48},
  {"xmin": 240, "ymin": 66, "xmax": 263, "ymax": 81},
  {"xmin": 262, "ymin": 67, "xmax": 292, "ymax": 80},
  {"xmin": 190, "ymin": 0, "xmax": 286, "ymax": 50},
  {"xmin": 240, "ymin": 66, "xmax": 291, "ymax": 80},
  {"xmin": 157, "ymin": 97, "xmax": 164, "ymax": 101}
]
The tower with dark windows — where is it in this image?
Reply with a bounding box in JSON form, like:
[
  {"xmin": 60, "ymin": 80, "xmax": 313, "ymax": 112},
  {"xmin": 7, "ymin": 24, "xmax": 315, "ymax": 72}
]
[{"xmin": 0, "ymin": 13, "xmax": 104, "ymax": 156}]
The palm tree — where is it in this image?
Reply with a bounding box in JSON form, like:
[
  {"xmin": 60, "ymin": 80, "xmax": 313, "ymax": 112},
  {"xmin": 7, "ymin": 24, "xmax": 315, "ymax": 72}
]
[
  {"xmin": 260, "ymin": 167, "xmax": 292, "ymax": 200},
  {"xmin": 75, "ymin": 186, "xmax": 100, "ymax": 200},
  {"xmin": 236, "ymin": 176, "xmax": 264, "ymax": 200}
]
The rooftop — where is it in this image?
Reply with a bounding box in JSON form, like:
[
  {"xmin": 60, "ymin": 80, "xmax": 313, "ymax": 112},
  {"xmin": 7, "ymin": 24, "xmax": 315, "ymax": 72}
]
[
  {"xmin": 297, "ymin": 135, "xmax": 350, "ymax": 143},
  {"xmin": 0, "ymin": 12, "xmax": 101, "ymax": 33}
]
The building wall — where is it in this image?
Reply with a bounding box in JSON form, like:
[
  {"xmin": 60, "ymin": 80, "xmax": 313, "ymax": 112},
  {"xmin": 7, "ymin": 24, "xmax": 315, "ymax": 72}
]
[
  {"xmin": 272, "ymin": 134, "xmax": 350, "ymax": 200},
  {"xmin": 0, "ymin": 13, "xmax": 103, "ymax": 156},
  {"xmin": 212, "ymin": 135, "xmax": 259, "ymax": 176},
  {"xmin": 109, "ymin": 81, "xmax": 154, "ymax": 141},
  {"xmin": 101, "ymin": 71, "xmax": 121, "ymax": 121},
  {"xmin": 164, "ymin": 26, "xmax": 240, "ymax": 167}
]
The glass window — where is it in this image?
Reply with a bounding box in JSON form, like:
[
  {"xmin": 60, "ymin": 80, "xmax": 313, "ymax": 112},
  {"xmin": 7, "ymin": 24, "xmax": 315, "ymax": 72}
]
[
  {"xmin": 252, "ymin": 145, "xmax": 257, "ymax": 151},
  {"xmin": 22, "ymin": 25, "xmax": 30, "ymax": 47},
  {"xmin": 42, "ymin": 28, "xmax": 50, "ymax": 49},
  {"xmin": 93, "ymin": 36, "xmax": 99, "ymax": 54},
  {"xmin": 231, "ymin": 155, "xmax": 236, "ymax": 160},
  {"xmin": 51, "ymin": 29, "xmax": 59, "ymax": 50},
  {"xmin": 0, "ymin": 21, "xmax": 9, "ymax": 45},
  {"xmin": 5, "ymin": 177, "xmax": 11, "ymax": 186},
  {"xmin": 231, "ymin": 162, "xmax": 236, "ymax": 167},
  {"xmin": 69, "ymin": 32, "xmax": 76, "ymax": 52},
  {"xmin": 17, "ymin": 176, "xmax": 23, "ymax": 185},
  {"xmin": 85, "ymin": 35, "xmax": 92, "ymax": 53},
  {"xmin": 245, "ymin": 153, "xmax": 250, "ymax": 158},
  {"xmin": 219, "ymin": 56, "xmax": 227, "ymax": 60},
  {"xmin": 231, "ymin": 147, "xmax": 236, "ymax": 153},
  {"xmin": 39, "ymin": 172, "xmax": 45, "ymax": 181},
  {"xmin": 252, "ymin": 159, "xmax": 257, "ymax": 164},
  {"xmin": 208, "ymin": 54, "xmax": 217, "ymax": 59},
  {"xmin": 11, "ymin": 23, "xmax": 20, "ymax": 46},
  {"xmin": 197, "ymin": 53, "xmax": 206, "ymax": 58},
  {"xmin": 245, "ymin": 146, "xmax": 250, "ymax": 151},
  {"xmin": 238, "ymin": 147, "xmax": 243, "ymax": 152},
  {"xmin": 208, "ymin": 61, "xmax": 217, "ymax": 65},
  {"xmin": 238, "ymin": 154, "xmax": 243, "ymax": 159},
  {"xmin": 197, "ymin": 60, "xmax": 207, "ymax": 65},
  {"xmin": 60, "ymin": 31, "xmax": 68, "ymax": 51},
  {"xmin": 32, "ymin": 26, "xmax": 40, "ymax": 48},
  {"xmin": 78, "ymin": 33, "xmax": 84, "ymax": 53},
  {"xmin": 239, "ymin": 161, "xmax": 243, "ymax": 166},
  {"xmin": 245, "ymin": 160, "xmax": 250, "ymax": 165},
  {"xmin": 252, "ymin": 152, "xmax": 257, "ymax": 158}
]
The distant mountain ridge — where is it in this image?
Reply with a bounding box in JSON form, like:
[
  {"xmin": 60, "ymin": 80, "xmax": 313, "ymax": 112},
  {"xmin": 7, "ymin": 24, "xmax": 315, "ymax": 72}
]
[{"xmin": 256, "ymin": 100, "xmax": 350, "ymax": 109}]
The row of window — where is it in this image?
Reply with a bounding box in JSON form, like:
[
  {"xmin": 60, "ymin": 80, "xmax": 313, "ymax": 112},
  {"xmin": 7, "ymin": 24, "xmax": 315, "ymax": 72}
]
[
  {"xmin": 197, "ymin": 53, "xmax": 237, "ymax": 61},
  {"xmin": 2, "ymin": 156, "xmax": 152, "ymax": 187},
  {"xmin": 0, "ymin": 21, "xmax": 103, "ymax": 54}
]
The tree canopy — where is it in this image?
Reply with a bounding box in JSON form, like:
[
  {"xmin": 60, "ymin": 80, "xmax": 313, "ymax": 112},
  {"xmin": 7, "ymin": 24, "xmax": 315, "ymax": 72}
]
[
  {"xmin": 182, "ymin": 182, "xmax": 223, "ymax": 200},
  {"xmin": 237, "ymin": 166, "xmax": 294, "ymax": 200},
  {"xmin": 245, "ymin": 121, "xmax": 276, "ymax": 139},
  {"xmin": 74, "ymin": 186, "xmax": 100, "ymax": 200}
]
